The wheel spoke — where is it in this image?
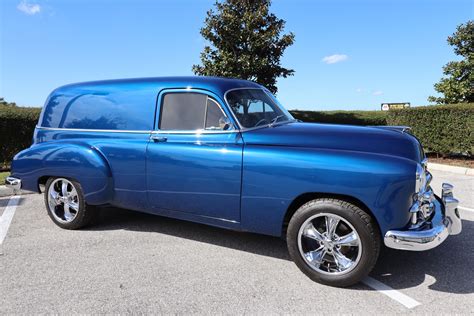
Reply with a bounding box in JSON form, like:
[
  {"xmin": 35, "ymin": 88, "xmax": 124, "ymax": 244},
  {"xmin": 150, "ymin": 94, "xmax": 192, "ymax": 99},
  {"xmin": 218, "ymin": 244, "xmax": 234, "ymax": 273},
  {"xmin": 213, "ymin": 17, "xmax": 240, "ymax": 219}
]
[
  {"xmin": 302, "ymin": 222, "xmax": 324, "ymax": 242},
  {"xmin": 325, "ymin": 216, "xmax": 339, "ymax": 238},
  {"xmin": 305, "ymin": 246, "xmax": 327, "ymax": 267},
  {"xmin": 63, "ymin": 203, "xmax": 73, "ymax": 221},
  {"xmin": 332, "ymin": 248, "xmax": 353, "ymax": 271},
  {"xmin": 61, "ymin": 181, "xmax": 68, "ymax": 197},
  {"xmin": 48, "ymin": 197, "xmax": 58, "ymax": 209},
  {"xmin": 68, "ymin": 202, "xmax": 79, "ymax": 212},
  {"xmin": 335, "ymin": 231, "xmax": 359, "ymax": 247},
  {"xmin": 49, "ymin": 190, "xmax": 59, "ymax": 204},
  {"xmin": 69, "ymin": 187, "xmax": 78, "ymax": 199}
]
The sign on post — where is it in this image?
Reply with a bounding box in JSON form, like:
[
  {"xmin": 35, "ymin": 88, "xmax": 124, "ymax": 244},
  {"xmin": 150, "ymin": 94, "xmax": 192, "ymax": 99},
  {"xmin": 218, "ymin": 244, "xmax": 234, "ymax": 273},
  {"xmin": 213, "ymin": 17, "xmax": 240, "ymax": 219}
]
[{"xmin": 381, "ymin": 103, "xmax": 410, "ymax": 111}]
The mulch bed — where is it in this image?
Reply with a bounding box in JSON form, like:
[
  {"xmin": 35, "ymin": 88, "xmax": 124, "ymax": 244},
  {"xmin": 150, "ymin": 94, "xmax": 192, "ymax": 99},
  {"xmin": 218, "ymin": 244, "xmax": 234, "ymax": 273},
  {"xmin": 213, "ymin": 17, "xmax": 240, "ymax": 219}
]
[{"xmin": 427, "ymin": 155, "xmax": 473, "ymax": 169}]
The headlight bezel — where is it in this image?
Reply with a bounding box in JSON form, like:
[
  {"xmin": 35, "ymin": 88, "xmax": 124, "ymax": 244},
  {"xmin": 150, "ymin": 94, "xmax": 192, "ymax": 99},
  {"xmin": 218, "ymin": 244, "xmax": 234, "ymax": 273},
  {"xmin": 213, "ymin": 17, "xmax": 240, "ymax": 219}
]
[
  {"xmin": 415, "ymin": 159, "xmax": 432, "ymax": 195},
  {"xmin": 415, "ymin": 163, "xmax": 427, "ymax": 194}
]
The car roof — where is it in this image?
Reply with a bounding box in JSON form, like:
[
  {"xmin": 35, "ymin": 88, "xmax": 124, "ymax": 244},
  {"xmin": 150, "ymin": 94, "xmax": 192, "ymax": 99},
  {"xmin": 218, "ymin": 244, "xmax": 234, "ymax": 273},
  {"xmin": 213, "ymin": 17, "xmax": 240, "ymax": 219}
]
[{"xmin": 54, "ymin": 76, "xmax": 263, "ymax": 99}]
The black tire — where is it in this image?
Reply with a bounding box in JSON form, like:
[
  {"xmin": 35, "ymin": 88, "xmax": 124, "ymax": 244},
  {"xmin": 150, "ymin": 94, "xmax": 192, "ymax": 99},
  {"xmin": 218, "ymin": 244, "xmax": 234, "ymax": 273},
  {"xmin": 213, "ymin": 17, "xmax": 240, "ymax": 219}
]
[
  {"xmin": 287, "ymin": 198, "xmax": 381, "ymax": 287},
  {"xmin": 44, "ymin": 177, "xmax": 97, "ymax": 229}
]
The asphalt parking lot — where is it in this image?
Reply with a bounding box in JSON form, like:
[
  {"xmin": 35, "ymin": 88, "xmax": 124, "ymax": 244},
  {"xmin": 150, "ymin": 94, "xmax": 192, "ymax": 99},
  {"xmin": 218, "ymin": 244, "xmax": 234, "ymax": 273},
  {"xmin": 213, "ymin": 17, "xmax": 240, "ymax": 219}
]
[{"xmin": 1, "ymin": 169, "xmax": 473, "ymax": 314}]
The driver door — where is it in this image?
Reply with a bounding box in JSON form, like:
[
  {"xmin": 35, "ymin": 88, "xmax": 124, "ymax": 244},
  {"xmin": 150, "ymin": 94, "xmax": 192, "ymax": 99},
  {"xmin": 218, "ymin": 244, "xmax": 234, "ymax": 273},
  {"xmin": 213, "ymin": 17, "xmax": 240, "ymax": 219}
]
[{"xmin": 146, "ymin": 89, "xmax": 243, "ymax": 223}]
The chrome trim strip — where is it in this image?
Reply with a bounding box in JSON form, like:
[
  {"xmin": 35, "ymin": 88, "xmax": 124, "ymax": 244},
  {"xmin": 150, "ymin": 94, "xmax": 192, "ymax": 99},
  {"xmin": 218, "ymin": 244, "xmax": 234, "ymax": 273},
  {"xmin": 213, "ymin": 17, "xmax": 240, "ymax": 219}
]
[
  {"xmin": 205, "ymin": 97, "xmax": 230, "ymax": 129},
  {"xmin": 151, "ymin": 130, "xmax": 239, "ymax": 135},
  {"xmin": 36, "ymin": 126, "xmax": 152, "ymax": 134},
  {"xmin": 37, "ymin": 126, "xmax": 239, "ymax": 135}
]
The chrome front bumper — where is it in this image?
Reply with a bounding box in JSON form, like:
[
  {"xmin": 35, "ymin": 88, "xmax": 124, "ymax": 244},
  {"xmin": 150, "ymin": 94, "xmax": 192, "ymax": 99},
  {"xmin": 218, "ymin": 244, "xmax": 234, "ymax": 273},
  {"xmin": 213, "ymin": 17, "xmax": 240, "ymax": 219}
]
[
  {"xmin": 5, "ymin": 176, "xmax": 22, "ymax": 194},
  {"xmin": 384, "ymin": 183, "xmax": 462, "ymax": 251}
]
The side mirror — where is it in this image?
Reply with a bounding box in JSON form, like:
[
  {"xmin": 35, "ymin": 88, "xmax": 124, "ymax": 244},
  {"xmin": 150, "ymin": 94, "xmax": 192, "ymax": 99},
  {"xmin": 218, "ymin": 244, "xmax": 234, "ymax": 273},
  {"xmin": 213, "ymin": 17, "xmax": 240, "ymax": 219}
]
[{"xmin": 219, "ymin": 117, "xmax": 232, "ymax": 130}]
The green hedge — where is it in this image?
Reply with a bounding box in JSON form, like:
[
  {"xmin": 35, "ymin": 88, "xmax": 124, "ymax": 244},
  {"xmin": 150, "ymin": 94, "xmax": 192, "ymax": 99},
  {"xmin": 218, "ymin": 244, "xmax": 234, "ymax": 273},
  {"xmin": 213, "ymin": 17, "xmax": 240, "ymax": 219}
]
[
  {"xmin": 290, "ymin": 110, "xmax": 387, "ymax": 126},
  {"xmin": 0, "ymin": 104, "xmax": 472, "ymax": 167},
  {"xmin": 0, "ymin": 105, "xmax": 41, "ymax": 168},
  {"xmin": 386, "ymin": 103, "xmax": 474, "ymax": 156}
]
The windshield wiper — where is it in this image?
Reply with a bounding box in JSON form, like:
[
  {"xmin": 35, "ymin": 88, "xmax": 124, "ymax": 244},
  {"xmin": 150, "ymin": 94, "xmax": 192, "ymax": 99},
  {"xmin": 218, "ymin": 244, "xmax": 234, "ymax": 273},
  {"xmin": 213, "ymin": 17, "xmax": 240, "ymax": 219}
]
[{"xmin": 269, "ymin": 115, "xmax": 286, "ymax": 127}]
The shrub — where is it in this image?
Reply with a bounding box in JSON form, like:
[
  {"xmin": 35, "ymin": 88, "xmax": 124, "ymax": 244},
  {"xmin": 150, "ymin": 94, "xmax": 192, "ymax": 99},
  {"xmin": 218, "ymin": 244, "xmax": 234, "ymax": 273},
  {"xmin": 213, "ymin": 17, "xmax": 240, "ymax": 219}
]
[
  {"xmin": 386, "ymin": 103, "xmax": 474, "ymax": 156},
  {"xmin": 0, "ymin": 105, "xmax": 41, "ymax": 168},
  {"xmin": 290, "ymin": 110, "xmax": 387, "ymax": 126},
  {"xmin": 0, "ymin": 103, "xmax": 472, "ymax": 168}
]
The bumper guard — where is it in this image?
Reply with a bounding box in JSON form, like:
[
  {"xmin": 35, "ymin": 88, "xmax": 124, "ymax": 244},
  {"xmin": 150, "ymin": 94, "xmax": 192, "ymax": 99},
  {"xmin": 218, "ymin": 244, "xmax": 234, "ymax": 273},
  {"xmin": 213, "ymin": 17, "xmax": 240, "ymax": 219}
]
[
  {"xmin": 5, "ymin": 176, "xmax": 22, "ymax": 194},
  {"xmin": 384, "ymin": 183, "xmax": 462, "ymax": 251}
]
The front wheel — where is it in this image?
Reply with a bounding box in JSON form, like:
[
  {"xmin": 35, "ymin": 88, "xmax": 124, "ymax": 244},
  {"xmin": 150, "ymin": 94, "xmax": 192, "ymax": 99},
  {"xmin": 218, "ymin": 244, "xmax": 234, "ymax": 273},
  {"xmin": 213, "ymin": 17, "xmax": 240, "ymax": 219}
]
[
  {"xmin": 287, "ymin": 198, "xmax": 381, "ymax": 287},
  {"xmin": 44, "ymin": 177, "xmax": 96, "ymax": 229}
]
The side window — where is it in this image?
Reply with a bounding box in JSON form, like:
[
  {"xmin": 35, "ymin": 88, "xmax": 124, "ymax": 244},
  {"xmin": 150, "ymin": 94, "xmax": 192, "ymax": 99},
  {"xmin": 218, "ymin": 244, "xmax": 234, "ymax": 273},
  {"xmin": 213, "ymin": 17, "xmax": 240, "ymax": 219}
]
[
  {"xmin": 160, "ymin": 93, "xmax": 207, "ymax": 130},
  {"xmin": 41, "ymin": 86, "xmax": 156, "ymax": 130},
  {"xmin": 160, "ymin": 92, "xmax": 230, "ymax": 131}
]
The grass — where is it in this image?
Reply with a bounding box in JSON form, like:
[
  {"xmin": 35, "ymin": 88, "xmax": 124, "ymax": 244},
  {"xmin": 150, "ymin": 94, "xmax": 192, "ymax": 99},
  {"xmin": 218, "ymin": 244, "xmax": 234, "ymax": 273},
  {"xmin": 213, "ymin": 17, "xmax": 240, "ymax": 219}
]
[{"xmin": 0, "ymin": 171, "xmax": 10, "ymax": 185}]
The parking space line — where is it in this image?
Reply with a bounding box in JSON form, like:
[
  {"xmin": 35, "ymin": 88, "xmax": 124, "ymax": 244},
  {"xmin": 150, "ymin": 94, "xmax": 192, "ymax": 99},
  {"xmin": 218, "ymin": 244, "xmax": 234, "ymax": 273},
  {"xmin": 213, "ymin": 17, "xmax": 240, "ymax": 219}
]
[
  {"xmin": 363, "ymin": 277, "xmax": 421, "ymax": 309},
  {"xmin": 0, "ymin": 196, "xmax": 20, "ymax": 246},
  {"xmin": 459, "ymin": 206, "xmax": 474, "ymax": 213}
]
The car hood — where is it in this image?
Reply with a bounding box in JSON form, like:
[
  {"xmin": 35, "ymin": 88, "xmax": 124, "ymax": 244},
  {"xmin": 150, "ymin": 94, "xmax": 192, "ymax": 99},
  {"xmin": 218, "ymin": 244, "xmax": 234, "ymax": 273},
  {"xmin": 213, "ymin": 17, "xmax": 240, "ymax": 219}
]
[{"xmin": 242, "ymin": 122, "xmax": 423, "ymax": 162}]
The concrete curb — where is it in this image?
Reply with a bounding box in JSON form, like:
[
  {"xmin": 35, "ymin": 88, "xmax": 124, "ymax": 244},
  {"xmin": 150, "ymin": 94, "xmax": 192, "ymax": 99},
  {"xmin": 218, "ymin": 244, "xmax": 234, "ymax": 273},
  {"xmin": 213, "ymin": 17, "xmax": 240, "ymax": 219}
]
[
  {"xmin": 428, "ymin": 162, "xmax": 474, "ymax": 176},
  {"xmin": 0, "ymin": 186, "xmax": 35, "ymax": 198}
]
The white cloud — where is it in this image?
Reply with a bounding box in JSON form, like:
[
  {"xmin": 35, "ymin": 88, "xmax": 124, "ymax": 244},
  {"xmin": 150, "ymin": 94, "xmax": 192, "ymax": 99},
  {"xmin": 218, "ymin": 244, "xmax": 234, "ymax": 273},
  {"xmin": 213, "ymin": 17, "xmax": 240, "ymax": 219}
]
[
  {"xmin": 17, "ymin": 1, "xmax": 41, "ymax": 15},
  {"xmin": 372, "ymin": 90, "xmax": 384, "ymax": 96},
  {"xmin": 322, "ymin": 54, "xmax": 348, "ymax": 64},
  {"xmin": 355, "ymin": 88, "xmax": 363, "ymax": 93}
]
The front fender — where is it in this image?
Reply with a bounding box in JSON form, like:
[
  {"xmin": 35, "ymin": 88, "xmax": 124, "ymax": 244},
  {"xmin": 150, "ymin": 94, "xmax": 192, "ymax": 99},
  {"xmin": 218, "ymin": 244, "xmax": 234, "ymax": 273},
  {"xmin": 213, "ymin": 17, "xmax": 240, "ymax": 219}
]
[
  {"xmin": 241, "ymin": 145, "xmax": 417, "ymax": 236},
  {"xmin": 11, "ymin": 142, "xmax": 113, "ymax": 205}
]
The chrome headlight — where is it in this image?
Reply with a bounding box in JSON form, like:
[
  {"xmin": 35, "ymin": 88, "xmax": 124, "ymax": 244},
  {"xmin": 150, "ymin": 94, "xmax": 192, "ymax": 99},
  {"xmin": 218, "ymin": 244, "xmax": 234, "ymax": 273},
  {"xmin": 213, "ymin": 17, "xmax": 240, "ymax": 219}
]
[{"xmin": 415, "ymin": 163, "xmax": 426, "ymax": 193}]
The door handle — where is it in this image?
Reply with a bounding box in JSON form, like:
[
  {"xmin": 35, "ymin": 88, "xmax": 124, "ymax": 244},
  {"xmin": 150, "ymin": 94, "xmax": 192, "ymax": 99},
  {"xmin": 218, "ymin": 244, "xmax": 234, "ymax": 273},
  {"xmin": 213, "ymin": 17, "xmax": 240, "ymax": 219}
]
[{"xmin": 150, "ymin": 135, "xmax": 168, "ymax": 143}]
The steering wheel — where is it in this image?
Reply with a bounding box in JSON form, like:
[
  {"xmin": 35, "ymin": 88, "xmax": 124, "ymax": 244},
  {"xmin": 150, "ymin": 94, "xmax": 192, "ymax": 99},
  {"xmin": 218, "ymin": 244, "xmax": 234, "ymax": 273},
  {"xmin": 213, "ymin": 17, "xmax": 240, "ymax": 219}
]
[{"xmin": 255, "ymin": 118, "xmax": 269, "ymax": 127}]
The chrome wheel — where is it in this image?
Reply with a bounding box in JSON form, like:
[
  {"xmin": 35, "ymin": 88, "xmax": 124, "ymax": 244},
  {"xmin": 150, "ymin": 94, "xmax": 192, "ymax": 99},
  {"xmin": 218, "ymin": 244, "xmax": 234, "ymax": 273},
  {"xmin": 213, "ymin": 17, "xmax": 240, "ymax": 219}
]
[
  {"xmin": 47, "ymin": 178, "xmax": 80, "ymax": 223},
  {"xmin": 297, "ymin": 213, "xmax": 362, "ymax": 275}
]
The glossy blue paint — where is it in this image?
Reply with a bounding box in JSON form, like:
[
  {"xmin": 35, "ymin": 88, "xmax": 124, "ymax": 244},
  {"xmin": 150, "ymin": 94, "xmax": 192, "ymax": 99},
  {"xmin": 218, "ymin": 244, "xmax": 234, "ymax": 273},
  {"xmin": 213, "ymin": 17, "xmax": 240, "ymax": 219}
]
[
  {"xmin": 147, "ymin": 88, "xmax": 243, "ymax": 222},
  {"xmin": 147, "ymin": 132, "xmax": 243, "ymax": 222},
  {"xmin": 10, "ymin": 77, "xmax": 424, "ymax": 238}
]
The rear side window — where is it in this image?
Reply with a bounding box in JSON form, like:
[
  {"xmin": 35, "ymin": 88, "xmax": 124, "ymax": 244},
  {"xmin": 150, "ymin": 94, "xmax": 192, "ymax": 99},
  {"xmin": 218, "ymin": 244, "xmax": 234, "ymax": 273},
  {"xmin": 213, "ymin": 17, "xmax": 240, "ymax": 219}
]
[
  {"xmin": 160, "ymin": 93, "xmax": 229, "ymax": 131},
  {"xmin": 40, "ymin": 83, "xmax": 156, "ymax": 130}
]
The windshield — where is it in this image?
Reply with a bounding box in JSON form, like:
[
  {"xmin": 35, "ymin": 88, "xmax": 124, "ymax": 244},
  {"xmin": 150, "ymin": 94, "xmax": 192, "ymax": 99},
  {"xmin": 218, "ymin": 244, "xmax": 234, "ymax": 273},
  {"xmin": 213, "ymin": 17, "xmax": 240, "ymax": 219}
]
[{"xmin": 225, "ymin": 89, "xmax": 294, "ymax": 129}]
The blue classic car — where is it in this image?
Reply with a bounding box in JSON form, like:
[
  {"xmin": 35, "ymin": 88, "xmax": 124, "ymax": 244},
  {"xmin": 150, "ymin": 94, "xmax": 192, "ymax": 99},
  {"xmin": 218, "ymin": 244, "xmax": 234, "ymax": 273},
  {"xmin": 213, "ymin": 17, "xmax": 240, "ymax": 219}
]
[{"xmin": 6, "ymin": 77, "xmax": 462, "ymax": 286}]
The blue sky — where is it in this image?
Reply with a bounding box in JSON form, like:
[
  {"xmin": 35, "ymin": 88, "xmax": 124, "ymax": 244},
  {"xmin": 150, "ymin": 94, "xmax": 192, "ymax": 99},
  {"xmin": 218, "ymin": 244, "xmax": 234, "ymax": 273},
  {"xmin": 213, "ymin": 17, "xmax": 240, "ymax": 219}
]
[{"xmin": 1, "ymin": 0, "xmax": 472, "ymax": 110}]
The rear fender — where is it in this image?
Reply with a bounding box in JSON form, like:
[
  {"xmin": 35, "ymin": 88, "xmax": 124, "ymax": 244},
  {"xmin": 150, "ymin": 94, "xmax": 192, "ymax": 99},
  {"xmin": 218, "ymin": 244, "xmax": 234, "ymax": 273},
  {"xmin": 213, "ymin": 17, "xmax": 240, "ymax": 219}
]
[{"xmin": 11, "ymin": 142, "xmax": 113, "ymax": 205}]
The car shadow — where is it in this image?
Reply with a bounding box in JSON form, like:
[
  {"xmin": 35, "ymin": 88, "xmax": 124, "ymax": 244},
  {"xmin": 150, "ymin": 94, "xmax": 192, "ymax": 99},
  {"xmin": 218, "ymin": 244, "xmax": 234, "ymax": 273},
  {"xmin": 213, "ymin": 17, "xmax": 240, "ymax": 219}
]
[
  {"xmin": 88, "ymin": 206, "xmax": 291, "ymax": 261},
  {"xmin": 89, "ymin": 207, "xmax": 473, "ymax": 294},
  {"xmin": 0, "ymin": 196, "xmax": 24, "ymax": 208},
  {"xmin": 370, "ymin": 218, "xmax": 473, "ymax": 294}
]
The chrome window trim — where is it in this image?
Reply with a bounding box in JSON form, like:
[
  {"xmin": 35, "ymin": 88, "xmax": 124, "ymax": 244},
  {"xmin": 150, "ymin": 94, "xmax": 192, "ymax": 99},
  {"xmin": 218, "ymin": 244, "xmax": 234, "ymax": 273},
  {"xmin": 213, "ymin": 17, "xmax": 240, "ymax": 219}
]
[
  {"xmin": 36, "ymin": 126, "xmax": 152, "ymax": 134},
  {"xmin": 204, "ymin": 97, "xmax": 228, "ymax": 130},
  {"xmin": 151, "ymin": 129, "xmax": 239, "ymax": 135},
  {"xmin": 36, "ymin": 125, "xmax": 239, "ymax": 135},
  {"xmin": 157, "ymin": 89, "xmax": 239, "ymax": 134},
  {"xmin": 223, "ymin": 87, "xmax": 296, "ymax": 132},
  {"xmin": 37, "ymin": 87, "xmax": 295, "ymax": 135}
]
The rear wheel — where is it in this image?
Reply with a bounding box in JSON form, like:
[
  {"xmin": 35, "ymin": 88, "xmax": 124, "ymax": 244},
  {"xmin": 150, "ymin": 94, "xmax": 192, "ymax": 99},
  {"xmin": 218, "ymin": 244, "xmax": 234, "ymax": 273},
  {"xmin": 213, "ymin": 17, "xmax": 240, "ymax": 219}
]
[
  {"xmin": 287, "ymin": 198, "xmax": 380, "ymax": 287},
  {"xmin": 44, "ymin": 177, "xmax": 96, "ymax": 229}
]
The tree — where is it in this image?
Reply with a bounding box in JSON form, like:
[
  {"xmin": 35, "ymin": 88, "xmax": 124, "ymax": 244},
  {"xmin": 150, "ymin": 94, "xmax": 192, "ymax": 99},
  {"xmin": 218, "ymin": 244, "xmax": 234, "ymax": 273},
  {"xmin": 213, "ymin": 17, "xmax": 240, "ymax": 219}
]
[
  {"xmin": 0, "ymin": 97, "xmax": 17, "ymax": 107},
  {"xmin": 428, "ymin": 21, "xmax": 474, "ymax": 104},
  {"xmin": 192, "ymin": 0, "xmax": 295, "ymax": 93}
]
